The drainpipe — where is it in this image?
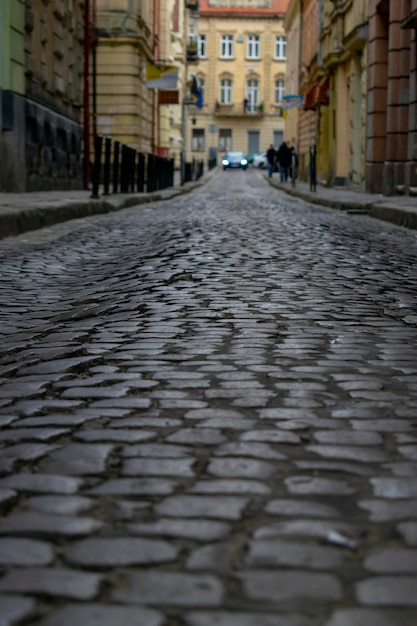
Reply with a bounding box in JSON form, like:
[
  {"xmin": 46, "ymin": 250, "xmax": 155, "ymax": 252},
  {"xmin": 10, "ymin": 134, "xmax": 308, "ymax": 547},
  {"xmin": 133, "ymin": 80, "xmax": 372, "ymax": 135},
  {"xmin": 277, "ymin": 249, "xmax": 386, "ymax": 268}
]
[{"xmin": 83, "ymin": 0, "xmax": 90, "ymax": 189}]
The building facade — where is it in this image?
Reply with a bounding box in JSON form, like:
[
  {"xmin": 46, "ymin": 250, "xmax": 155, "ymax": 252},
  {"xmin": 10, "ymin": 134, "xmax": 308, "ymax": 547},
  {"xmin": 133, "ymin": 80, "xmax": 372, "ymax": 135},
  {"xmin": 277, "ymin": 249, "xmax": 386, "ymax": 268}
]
[
  {"xmin": 186, "ymin": 0, "xmax": 290, "ymax": 165},
  {"xmin": 0, "ymin": 0, "xmax": 85, "ymax": 192},
  {"xmin": 285, "ymin": 0, "xmax": 417, "ymax": 196},
  {"xmin": 366, "ymin": 0, "xmax": 417, "ymax": 195}
]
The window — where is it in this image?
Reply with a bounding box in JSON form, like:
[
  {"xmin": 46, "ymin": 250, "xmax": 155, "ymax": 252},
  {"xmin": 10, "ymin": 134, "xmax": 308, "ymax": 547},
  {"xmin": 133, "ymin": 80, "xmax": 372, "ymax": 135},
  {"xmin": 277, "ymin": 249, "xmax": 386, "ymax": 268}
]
[
  {"xmin": 220, "ymin": 35, "xmax": 233, "ymax": 58},
  {"xmin": 198, "ymin": 34, "xmax": 206, "ymax": 58},
  {"xmin": 247, "ymin": 35, "xmax": 260, "ymax": 59},
  {"xmin": 275, "ymin": 36, "xmax": 287, "ymax": 59},
  {"xmin": 274, "ymin": 79, "xmax": 285, "ymax": 103},
  {"xmin": 220, "ymin": 78, "xmax": 233, "ymax": 104},
  {"xmin": 219, "ymin": 129, "xmax": 232, "ymax": 152},
  {"xmin": 192, "ymin": 129, "xmax": 205, "ymax": 152},
  {"xmin": 246, "ymin": 79, "xmax": 259, "ymax": 112}
]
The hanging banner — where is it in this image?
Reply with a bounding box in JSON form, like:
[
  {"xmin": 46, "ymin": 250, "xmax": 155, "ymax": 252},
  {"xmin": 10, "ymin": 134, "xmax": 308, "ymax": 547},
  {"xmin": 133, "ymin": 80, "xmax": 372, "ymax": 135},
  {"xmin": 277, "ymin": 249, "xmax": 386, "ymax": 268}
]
[
  {"xmin": 158, "ymin": 90, "xmax": 180, "ymax": 105},
  {"xmin": 281, "ymin": 95, "xmax": 304, "ymax": 110},
  {"xmin": 146, "ymin": 64, "xmax": 178, "ymax": 89}
]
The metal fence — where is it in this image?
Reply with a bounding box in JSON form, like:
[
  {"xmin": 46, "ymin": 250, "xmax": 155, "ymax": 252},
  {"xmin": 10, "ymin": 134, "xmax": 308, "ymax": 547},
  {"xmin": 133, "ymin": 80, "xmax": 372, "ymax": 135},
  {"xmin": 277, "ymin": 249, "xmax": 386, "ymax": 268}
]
[{"xmin": 91, "ymin": 136, "xmax": 175, "ymax": 199}]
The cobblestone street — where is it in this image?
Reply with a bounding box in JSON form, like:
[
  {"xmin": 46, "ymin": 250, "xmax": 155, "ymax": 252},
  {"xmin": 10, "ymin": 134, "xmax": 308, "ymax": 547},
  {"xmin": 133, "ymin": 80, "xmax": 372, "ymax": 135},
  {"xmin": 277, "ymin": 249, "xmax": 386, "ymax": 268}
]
[{"xmin": 1, "ymin": 169, "xmax": 417, "ymax": 625}]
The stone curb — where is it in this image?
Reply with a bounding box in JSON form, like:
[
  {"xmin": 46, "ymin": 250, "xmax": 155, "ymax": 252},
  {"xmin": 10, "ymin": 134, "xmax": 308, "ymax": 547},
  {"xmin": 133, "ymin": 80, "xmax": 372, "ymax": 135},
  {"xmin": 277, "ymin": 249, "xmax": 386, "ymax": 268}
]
[
  {"xmin": 0, "ymin": 171, "xmax": 215, "ymax": 241},
  {"xmin": 266, "ymin": 175, "xmax": 417, "ymax": 231}
]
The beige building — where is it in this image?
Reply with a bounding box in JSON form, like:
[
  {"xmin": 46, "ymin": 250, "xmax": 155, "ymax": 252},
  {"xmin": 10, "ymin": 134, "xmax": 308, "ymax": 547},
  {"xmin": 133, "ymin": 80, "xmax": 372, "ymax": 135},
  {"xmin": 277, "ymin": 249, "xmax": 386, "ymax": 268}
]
[{"xmin": 186, "ymin": 0, "xmax": 290, "ymax": 165}]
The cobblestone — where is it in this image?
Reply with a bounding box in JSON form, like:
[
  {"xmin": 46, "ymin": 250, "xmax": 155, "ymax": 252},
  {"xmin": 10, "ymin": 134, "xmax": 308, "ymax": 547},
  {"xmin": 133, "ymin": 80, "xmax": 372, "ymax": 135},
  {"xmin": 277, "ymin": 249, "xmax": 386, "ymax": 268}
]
[{"xmin": 1, "ymin": 170, "xmax": 417, "ymax": 623}]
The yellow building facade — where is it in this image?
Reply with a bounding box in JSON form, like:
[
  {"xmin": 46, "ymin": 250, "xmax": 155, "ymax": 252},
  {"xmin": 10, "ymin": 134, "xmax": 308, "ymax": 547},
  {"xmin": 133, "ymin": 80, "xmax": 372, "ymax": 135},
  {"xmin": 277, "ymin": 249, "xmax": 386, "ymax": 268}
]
[{"xmin": 187, "ymin": 0, "xmax": 289, "ymax": 164}]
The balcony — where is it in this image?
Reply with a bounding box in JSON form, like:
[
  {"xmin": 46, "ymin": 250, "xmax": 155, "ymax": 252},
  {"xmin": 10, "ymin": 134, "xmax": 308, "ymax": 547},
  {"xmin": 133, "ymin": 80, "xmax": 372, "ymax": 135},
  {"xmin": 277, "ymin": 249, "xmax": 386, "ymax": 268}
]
[
  {"xmin": 187, "ymin": 40, "xmax": 198, "ymax": 63},
  {"xmin": 186, "ymin": 0, "xmax": 199, "ymax": 8},
  {"xmin": 214, "ymin": 103, "xmax": 264, "ymax": 117}
]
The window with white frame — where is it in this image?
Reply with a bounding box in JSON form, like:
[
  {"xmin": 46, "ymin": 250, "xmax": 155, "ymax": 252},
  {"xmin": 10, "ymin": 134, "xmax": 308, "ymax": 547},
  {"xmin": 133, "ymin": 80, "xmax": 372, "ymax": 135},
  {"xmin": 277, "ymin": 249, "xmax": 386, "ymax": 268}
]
[
  {"xmin": 219, "ymin": 129, "xmax": 232, "ymax": 152},
  {"xmin": 220, "ymin": 35, "xmax": 233, "ymax": 58},
  {"xmin": 198, "ymin": 34, "xmax": 206, "ymax": 58},
  {"xmin": 246, "ymin": 79, "xmax": 259, "ymax": 112},
  {"xmin": 247, "ymin": 35, "xmax": 260, "ymax": 59},
  {"xmin": 192, "ymin": 129, "xmax": 205, "ymax": 152},
  {"xmin": 274, "ymin": 78, "xmax": 285, "ymax": 103},
  {"xmin": 275, "ymin": 36, "xmax": 287, "ymax": 59},
  {"xmin": 220, "ymin": 78, "xmax": 233, "ymax": 104}
]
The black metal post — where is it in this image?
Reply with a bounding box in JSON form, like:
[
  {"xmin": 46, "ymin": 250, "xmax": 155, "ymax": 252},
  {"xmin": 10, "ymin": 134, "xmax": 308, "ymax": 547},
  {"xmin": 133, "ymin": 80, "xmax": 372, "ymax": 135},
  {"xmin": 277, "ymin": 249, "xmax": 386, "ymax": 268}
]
[
  {"xmin": 112, "ymin": 140, "xmax": 120, "ymax": 194},
  {"xmin": 91, "ymin": 135, "xmax": 103, "ymax": 199},
  {"xmin": 137, "ymin": 152, "xmax": 145, "ymax": 192},
  {"xmin": 103, "ymin": 137, "xmax": 111, "ymax": 195},
  {"xmin": 309, "ymin": 144, "xmax": 317, "ymax": 192},
  {"xmin": 121, "ymin": 145, "xmax": 129, "ymax": 193}
]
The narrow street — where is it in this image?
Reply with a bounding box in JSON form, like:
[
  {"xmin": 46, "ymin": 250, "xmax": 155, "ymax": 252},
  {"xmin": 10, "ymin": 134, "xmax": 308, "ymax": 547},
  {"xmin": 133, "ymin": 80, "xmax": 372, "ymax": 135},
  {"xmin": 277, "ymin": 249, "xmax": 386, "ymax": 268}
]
[{"xmin": 0, "ymin": 169, "xmax": 417, "ymax": 626}]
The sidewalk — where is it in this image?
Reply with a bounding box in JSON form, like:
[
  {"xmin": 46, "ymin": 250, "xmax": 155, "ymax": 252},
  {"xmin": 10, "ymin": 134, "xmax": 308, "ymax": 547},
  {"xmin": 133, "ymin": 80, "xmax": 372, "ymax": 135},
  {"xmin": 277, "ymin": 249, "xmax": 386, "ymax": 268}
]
[
  {"xmin": 0, "ymin": 170, "xmax": 207, "ymax": 241},
  {"xmin": 0, "ymin": 168, "xmax": 416, "ymax": 241},
  {"xmin": 267, "ymin": 174, "xmax": 417, "ymax": 230}
]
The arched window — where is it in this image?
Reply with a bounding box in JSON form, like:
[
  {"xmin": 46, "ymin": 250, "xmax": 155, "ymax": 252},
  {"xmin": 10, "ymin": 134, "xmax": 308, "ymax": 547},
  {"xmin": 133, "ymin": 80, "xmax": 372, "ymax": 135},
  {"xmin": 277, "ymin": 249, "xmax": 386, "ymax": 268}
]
[
  {"xmin": 274, "ymin": 78, "xmax": 285, "ymax": 104},
  {"xmin": 220, "ymin": 78, "xmax": 233, "ymax": 104},
  {"xmin": 246, "ymin": 79, "xmax": 259, "ymax": 112}
]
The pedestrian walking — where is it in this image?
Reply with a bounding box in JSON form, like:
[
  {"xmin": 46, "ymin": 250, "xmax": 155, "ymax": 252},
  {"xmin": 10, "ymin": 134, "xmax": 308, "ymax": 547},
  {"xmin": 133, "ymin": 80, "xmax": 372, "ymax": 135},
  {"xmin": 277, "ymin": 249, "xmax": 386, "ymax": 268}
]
[
  {"xmin": 276, "ymin": 141, "xmax": 292, "ymax": 182},
  {"xmin": 266, "ymin": 144, "xmax": 277, "ymax": 178}
]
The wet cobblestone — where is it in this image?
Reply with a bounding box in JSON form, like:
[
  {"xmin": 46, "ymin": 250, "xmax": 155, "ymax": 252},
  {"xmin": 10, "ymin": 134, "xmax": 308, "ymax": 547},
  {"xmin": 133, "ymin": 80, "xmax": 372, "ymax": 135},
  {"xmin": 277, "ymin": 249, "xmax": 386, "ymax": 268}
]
[{"xmin": 1, "ymin": 169, "xmax": 417, "ymax": 624}]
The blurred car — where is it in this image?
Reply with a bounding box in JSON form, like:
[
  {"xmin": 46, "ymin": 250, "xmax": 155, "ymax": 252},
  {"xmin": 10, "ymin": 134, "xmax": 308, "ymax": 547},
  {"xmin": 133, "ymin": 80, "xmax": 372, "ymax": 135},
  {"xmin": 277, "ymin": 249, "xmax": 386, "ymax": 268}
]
[
  {"xmin": 245, "ymin": 151, "xmax": 263, "ymax": 165},
  {"xmin": 222, "ymin": 151, "xmax": 248, "ymax": 170},
  {"xmin": 253, "ymin": 152, "xmax": 268, "ymax": 168}
]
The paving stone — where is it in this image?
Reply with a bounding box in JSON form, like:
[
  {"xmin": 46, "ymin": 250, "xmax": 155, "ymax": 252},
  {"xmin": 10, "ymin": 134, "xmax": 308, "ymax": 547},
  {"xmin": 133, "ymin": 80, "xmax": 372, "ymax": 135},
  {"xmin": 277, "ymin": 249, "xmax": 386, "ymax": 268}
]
[
  {"xmin": 238, "ymin": 570, "xmax": 343, "ymax": 602},
  {"xmin": 284, "ymin": 475, "xmax": 356, "ymax": 496},
  {"xmin": 265, "ymin": 499, "xmax": 341, "ymax": 518},
  {"xmin": 356, "ymin": 576, "xmax": 417, "ymax": 606},
  {"xmin": 155, "ymin": 495, "xmax": 249, "ymax": 520},
  {"xmin": 122, "ymin": 443, "xmax": 191, "ymax": 457},
  {"xmin": 89, "ymin": 398, "xmax": 152, "ymax": 409},
  {"xmin": 396, "ymin": 522, "xmax": 417, "ymax": 546},
  {"xmin": 0, "ymin": 474, "xmax": 82, "ymax": 494},
  {"xmin": 0, "ymin": 428, "xmax": 69, "ymax": 442},
  {"xmin": 306, "ymin": 445, "xmax": 388, "ymax": 463},
  {"xmin": 190, "ymin": 479, "xmax": 271, "ymax": 495},
  {"xmin": 122, "ymin": 457, "xmax": 195, "ymax": 477},
  {"xmin": 0, "ymin": 489, "xmax": 17, "ymax": 505},
  {"xmin": 0, "ymin": 538, "xmax": 54, "ymax": 565},
  {"xmin": 0, "ymin": 567, "xmax": 102, "ymax": 600},
  {"xmin": 214, "ymin": 441, "xmax": 287, "ymax": 460},
  {"xmin": 113, "ymin": 571, "xmax": 223, "ymax": 606},
  {"xmin": 364, "ymin": 549, "xmax": 417, "ymax": 573},
  {"xmin": 370, "ymin": 477, "xmax": 417, "ymax": 499},
  {"xmin": 207, "ymin": 457, "xmax": 276, "ymax": 479},
  {"xmin": 240, "ymin": 429, "xmax": 301, "ymax": 444},
  {"xmin": 166, "ymin": 429, "xmax": 226, "ymax": 445},
  {"xmin": 36, "ymin": 603, "xmax": 164, "ymax": 626},
  {"xmin": 184, "ymin": 612, "xmax": 309, "ymax": 626},
  {"xmin": 185, "ymin": 408, "xmax": 246, "ymax": 420},
  {"xmin": 294, "ymin": 460, "xmax": 375, "ymax": 476},
  {"xmin": 0, "ymin": 595, "xmax": 37, "ymax": 626},
  {"xmin": 39, "ymin": 443, "xmax": 114, "ymax": 475},
  {"xmin": 74, "ymin": 429, "xmax": 156, "ymax": 443},
  {"xmin": 0, "ymin": 443, "xmax": 57, "ymax": 461},
  {"xmin": 324, "ymin": 608, "xmax": 409, "ymax": 626},
  {"xmin": 398, "ymin": 445, "xmax": 417, "ymax": 460},
  {"xmin": 186, "ymin": 542, "xmax": 238, "ymax": 571},
  {"xmin": 246, "ymin": 540, "xmax": 344, "ymax": 570},
  {"xmin": 60, "ymin": 386, "xmax": 129, "ymax": 399},
  {"xmin": 0, "ymin": 511, "xmax": 102, "ymax": 537},
  {"xmin": 65, "ymin": 537, "xmax": 178, "ymax": 567},
  {"xmin": 111, "ymin": 417, "xmax": 181, "ymax": 428},
  {"xmin": 88, "ymin": 478, "xmax": 177, "ymax": 496},
  {"xmin": 350, "ymin": 419, "xmax": 414, "ymax": 432},
  {"xmin": 128, "ymin": 518, "xmax": 230, "ymax": 541},
  {"xmin": 254, "ymin": 519, "xmax": 361, "ymax": 542},
  {"xmin": 24, "ymin": 495, "xmax": 94, "ymax": 515},
  {"xmin": 313, "ymin": 430, "xmax": 383, "ymax": 446}
]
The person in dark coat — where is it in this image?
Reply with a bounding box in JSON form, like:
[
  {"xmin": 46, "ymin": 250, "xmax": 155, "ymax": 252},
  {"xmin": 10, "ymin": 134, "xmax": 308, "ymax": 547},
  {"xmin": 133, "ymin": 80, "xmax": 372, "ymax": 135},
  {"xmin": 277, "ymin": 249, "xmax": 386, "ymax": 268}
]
[
  {"xmin": 276, "ymin": 141, "xmax": 292, "ymax": 182},
  {"xmin": 266, "ymin": 144, "xmax": 277, "ymax": 178}
]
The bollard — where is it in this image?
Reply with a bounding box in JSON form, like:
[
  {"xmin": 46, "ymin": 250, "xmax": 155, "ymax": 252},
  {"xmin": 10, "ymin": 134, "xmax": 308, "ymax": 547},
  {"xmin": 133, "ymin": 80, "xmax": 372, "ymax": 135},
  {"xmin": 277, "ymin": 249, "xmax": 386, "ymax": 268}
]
[
  {"xmin": 309, "ymin": 144, "xmax": 317, "ymax": 192},
  {"xmin": 121, "ymin": 145, "xmax": 129, "ymax": 193},
  {"xmin": 137, "ymin": 152, "xmax": 145, "ymax": 192},
  {"xmin": 128, "ymin": 148, "xmax": 136, "ymax": 193},
  {"xmin": 112, "ymin": 140, "xmax": 120, "ymax": 194},
  {"xmin": 103, "ymin": 137, "xmax": 111, "ymax": 195},
  {"xmin": 146, "ymin": 153, "xmax": 154, "ymax": 193},
  {"xmin": 91, "ymin": 135, "xmax": 103, "ymax": 199}
]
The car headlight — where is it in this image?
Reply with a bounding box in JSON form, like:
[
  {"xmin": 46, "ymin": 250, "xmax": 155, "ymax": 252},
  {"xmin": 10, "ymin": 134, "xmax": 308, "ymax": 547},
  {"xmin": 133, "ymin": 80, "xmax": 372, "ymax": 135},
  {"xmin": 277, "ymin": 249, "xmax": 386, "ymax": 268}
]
[
  {"xmin": 222, "ymin": 159, "xmax": 229, "ymax": 165},
  {"xmin": 241, "ymin": 159, "xmax": 248, "ymax": 165}
]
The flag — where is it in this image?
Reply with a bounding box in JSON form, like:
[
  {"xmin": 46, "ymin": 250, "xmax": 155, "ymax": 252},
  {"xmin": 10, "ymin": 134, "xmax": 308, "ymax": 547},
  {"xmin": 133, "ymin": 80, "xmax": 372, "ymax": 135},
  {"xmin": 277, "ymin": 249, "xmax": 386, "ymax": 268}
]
[{"xmin": 146, "ymin": 63, "xmax": 178, "ymax": 89}]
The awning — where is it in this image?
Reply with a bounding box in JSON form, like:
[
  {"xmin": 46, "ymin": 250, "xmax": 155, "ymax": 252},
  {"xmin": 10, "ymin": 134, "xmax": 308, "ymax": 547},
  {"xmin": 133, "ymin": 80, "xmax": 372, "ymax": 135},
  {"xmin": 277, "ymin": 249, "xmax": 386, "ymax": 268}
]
[
  {"xmin": 303, "ymin": 84, "xmax": 317, "ymax": 110},
  {"xmin": 313, "ymin": 76, "xmax": 329, "ymax": 107}
]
